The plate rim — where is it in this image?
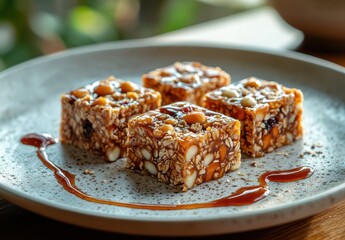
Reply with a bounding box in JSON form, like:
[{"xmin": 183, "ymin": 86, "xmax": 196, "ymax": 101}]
[
  {"xmin": 1, "ymin": 38, "xmax": 344, "ymax": 79},
  {"xmin": 1, "ymin": 39, "xmax": 345, "ymax": 235}
]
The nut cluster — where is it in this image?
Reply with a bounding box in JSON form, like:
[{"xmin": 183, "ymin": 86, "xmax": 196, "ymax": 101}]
[
  {"xmin": 135, "ymin": 102, "xmax": 231, "ymax": 136},
  {"xmin": 142, "ymin": 61, "xmax": 230, "ymax": 105},
  {"xmin": 67, "ymin": 76, "xmax": 159, "ymax": 108},
  {"xmin": 212, "ymin": 77, "xmax": 287, "ymax": 108},
  {"xmin": 143, "ymin": 61, "xmax": 229, "ymax": 89}
]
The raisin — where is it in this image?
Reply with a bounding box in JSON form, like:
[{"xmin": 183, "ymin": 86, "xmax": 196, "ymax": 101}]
[
  {"xmin": 69, "ymin": 95, "xmax": 77, "ymax": 104},
  {"xmin": 181, "ymin": 105, "xmax": 194, "ymax": 113},
  {"xmin": 82, "ymin": 120, "xmax": 94, "ymax": 139},
  {"xmin": 160, "ymin": 105, "xmax": 194, "ymax": 118},
  {"xmin": 264, "ymin": 117, "xmax": 277, "ymax": 132},
  {"xmin": 159, "ymin": 106, "xmax": 179, "ymax": 117},
  {"xmin": 130, "ymin": 138, "xmax": 136, "ymax": 146}
]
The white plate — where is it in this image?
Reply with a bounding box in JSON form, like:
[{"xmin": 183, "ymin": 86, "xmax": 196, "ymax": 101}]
[{"xmin": 0, "ymin": 41, "xmax": 345, "ymax": 236}]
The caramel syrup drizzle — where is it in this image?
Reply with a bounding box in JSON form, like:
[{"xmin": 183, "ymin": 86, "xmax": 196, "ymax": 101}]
[{"xmin": 21, "ymin": 133, "xmax": 314, "ymax": 210}]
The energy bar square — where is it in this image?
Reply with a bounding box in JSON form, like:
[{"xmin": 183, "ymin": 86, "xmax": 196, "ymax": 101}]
[
  {"xmin": 142, "ymin": 62, "xmax": 230, "ymax": 106},
  {"xmin": 60, "ymin": 76, "xmax": 162, "ymax": 161},
  {"xmin": 203, "ymin": 77, "xmax": 303, "ymax": 157},
  {"xmin": 127, "ymin": 101, "xmax": 241, "ymax": 191}
]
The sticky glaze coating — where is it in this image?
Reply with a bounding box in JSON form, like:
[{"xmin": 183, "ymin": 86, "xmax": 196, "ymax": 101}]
[
  {"xmin": 60, "ymin": 76, "xmax": 162, "ymax": 162},
  {"xmin": 142, "ymin": 62, "xmax": 230, "ymax": 106},
  {"xmin": 127, "ymin": 101, "xmax": 241, "ymax": 191},
  {"xmin": 203, "ymin": 77, "xmax": 303, "ymax": 157},
  {"xmin": 21, "ymin": 133, "xmax": 313, "ymax": 209}
]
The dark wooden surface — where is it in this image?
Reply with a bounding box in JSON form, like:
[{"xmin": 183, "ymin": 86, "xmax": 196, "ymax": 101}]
[
  {"xmin": 1, "ymin": 9, "xmax": 345, "ymax": 240},
  {"xmin": 2, "ymin": 195, "xmax": 345, "ymax": 239}
]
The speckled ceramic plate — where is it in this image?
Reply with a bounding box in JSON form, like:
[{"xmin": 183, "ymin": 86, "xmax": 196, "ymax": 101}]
[{"xmin": 0, "ymin": 41, "xmax": 345, "ymax": 236}]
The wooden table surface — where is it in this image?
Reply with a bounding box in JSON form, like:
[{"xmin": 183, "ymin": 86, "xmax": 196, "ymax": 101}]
[{"xmin": 1, "ymin": 6, "xmax": 345, "ymax": 240}]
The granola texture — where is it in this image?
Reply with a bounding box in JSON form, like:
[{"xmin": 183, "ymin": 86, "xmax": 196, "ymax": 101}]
[
  {"xmin": 127, "ymin": 102, "xmax": 241, "ymax": 191},
  {"xmin": 203, "ymin": 77, "xmax": 303, "ymax": 157},
  {"xmin": 60, "ymin": 76, "xmax": 162, "ymax": 162},
  {"xmin": 142, "ymin": 62, "xmax": 230, "ymax": 106}
]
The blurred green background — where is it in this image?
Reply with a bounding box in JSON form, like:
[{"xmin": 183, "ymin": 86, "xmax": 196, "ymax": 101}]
[{"xmin": 0, "ymin": 0, "xmax": 265, "ymax": 71}]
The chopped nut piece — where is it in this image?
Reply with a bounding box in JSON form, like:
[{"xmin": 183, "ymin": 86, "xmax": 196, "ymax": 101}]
[
  {"xmin": 165, "ymin": 118, "xmax": 177, "ymax": 125},
  {"xmin": 185, "ymin": 171, "xmax": 197, "ymax": 190},
  {"xmin": 94, "ymin": 82, "xmax": 114, "ymax": 96},
  {"xmin": 144, "ymin": 161, "xmax": 157, "ymax": 175},
  {"xmin": 222, "ymin": 89, "xmax": 240, "ymax": 98},
  {"xmin": 204, "ymin": 153, "xmax": 214, "ymax": 166},
  {"xmin": 141, "ymin": 148, "xmax": 151, "ymax": 160},
  {"xmin": 107, "ymin": 146, "xmax": 120, "ymax": 162},
  {"xmin": 230, "ymin": 160, "xmax": 241, "ymax": 171},
  {"xmin": 71, "ymin": 88, "xmax": 89, "ymax": 99},
  {"xmin": 241, "ymin": 96, "xmax": 257, "ymax": 107},
  {"xmin": 186, "ymin": 145, "xmax": 198, "ymax": 163},
  {"xmin": 159, "ymin": 124, "xmax": 174, "ymax": 133},
  {"xmin": 183, "ymin": 111, "xmax": 206, "ymax": 124},
  {"xmin": 137, "ymin": 116, "xmax": 153, "ymax": 125},
  {"xmin": 83, "ymin": 169, "xmax": 94, "ymax": 174},
  {"xmin": 127, "ymin": 92, "xmax": 138, "ymax": 100},
  {"xmin": 244, "ymin": 77, "xmax": 261, "ymax": 88},
  {"xmin": 92, "ymin": 97, "xmax": 107, "ymax": 106},
  {"xmin": 120, "ymin": 81, "xmax": 135, "ymax": 93}
]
